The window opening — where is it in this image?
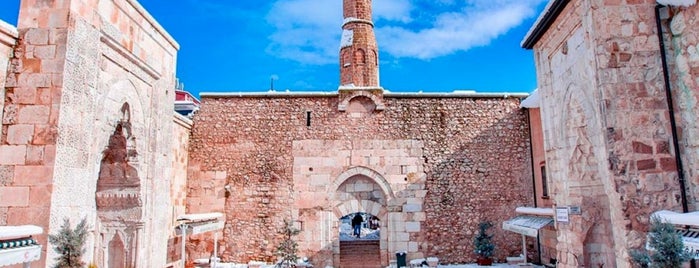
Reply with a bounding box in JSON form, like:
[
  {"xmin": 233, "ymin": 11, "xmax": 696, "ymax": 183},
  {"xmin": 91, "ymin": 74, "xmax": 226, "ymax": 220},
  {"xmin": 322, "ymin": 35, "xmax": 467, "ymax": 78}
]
[{"xmin": 541, "ymin": 165, "xmax": 549, "ymax": 197}]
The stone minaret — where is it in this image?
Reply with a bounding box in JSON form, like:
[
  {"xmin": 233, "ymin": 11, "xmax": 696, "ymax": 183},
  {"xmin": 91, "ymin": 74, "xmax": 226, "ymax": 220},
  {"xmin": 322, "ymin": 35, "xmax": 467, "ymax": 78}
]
[{"xmin": 340, "ymin": 0, "xmax": 380, "ymax": 88}]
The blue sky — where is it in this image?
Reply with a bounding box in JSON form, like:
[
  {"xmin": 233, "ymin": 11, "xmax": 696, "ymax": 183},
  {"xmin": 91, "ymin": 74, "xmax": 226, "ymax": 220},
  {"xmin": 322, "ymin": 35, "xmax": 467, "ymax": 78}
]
[{"xmin": 0, "ymin": 0, "xmax": 546, "ymax": 96}]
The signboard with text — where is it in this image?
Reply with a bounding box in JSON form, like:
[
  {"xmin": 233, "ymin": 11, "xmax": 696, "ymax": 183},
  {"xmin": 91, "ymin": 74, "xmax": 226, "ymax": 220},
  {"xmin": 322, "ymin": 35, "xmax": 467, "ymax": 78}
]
[{"xmin": 556, "ymin": 207, "xmax": 569, "ymax": 223}]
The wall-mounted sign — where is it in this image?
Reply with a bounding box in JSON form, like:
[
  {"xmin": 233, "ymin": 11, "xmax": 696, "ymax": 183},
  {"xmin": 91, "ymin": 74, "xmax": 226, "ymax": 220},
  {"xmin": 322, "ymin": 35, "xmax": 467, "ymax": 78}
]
[
  {"xmin": 556, "ymin": 207, "xmax": 569, "ymax": 223},
  {"xmin": 569, "ymin": 206, "xmax": 582, "ymax": 215}
]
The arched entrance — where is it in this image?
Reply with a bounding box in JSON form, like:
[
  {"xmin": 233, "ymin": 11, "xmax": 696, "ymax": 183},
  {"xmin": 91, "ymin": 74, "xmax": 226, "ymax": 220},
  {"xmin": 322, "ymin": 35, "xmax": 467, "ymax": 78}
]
[
  {"xmin": 339, "ymin": 212, "xmax": 382, "ymax": 268},
  {"xmin": 331, "ymin": 166, "xmax": 393, "ymax": 267}
]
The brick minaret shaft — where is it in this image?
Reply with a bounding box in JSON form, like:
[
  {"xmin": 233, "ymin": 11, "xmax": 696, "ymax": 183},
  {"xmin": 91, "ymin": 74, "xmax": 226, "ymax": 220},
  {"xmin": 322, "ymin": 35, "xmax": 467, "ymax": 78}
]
[{"xmin": 340, "ymin": 0, "xmax": 380, "ymax": 88}]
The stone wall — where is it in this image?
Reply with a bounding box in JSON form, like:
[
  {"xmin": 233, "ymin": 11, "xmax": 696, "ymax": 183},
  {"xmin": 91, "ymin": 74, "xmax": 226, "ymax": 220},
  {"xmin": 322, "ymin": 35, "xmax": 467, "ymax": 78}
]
[
  {"xmin": 530, "ymin": 0, "xmax": 685, "ymax": 267},
  {"xmin": 0, "ymin": 21, "xmax": 16, "ymax": 140},
  {"xmin": 665, "ymin": 4, "xmax": 699, "ymax": 211},
  {"xmin": 187, "ymin": 94, "xmax": 534, "ymax": 266},
  {"xmin": 527, "ymin": 108, "xmax": 556, "ymax": 264},
  {"xmin": 1, "ymin": 0, "xmax": 178, "ymax": 266},
  {"xmin": 168, "ymin": 114, "xmax": 194, "ymax": 266}
]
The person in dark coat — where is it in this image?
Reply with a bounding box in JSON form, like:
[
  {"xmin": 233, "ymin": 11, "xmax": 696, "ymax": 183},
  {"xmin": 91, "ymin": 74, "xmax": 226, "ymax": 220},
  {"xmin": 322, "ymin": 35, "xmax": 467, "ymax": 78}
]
[{"xmin": 351, "ymin": 213, "xmax": 363, "ymax": 238}]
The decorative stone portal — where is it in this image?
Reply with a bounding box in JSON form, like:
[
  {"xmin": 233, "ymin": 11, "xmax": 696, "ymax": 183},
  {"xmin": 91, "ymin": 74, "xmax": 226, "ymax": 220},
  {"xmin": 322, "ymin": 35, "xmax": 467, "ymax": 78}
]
[
  {"xmin": 94, "ymin": 103, "xmax": 144, "ymax": 268},
  {"xmin": 291, "ymin": 139, "xmax": 425, "ymax": 267}
]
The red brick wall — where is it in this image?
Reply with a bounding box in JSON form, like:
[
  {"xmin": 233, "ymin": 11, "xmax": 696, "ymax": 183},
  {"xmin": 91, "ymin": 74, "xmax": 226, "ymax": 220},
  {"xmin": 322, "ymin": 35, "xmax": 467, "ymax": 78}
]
[
  {"xmin": 340, "ymin": 0, "xmax": 379, "ymax": 87},
  {"xmin": 188, "ymin": 95, "xmax": 535, "ymax": 264}
]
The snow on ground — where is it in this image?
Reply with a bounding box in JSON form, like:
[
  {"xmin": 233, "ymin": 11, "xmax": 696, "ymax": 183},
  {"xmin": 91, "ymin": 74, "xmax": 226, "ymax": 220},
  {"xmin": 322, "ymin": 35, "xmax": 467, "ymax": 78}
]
[
  {"xmin": 203, "ymin": 224, "xmax": 542, "ymax": 268},
  {"xmin": 339, "ymin": 222, "xmax": 380, "ymax": 240},
  {"xmin": 207, "ymin": 262, "xmax": 541, "ymax": 268},
  {"xmin": 436, "ymin": 264, "xmax": 541, "ymax": 268}
]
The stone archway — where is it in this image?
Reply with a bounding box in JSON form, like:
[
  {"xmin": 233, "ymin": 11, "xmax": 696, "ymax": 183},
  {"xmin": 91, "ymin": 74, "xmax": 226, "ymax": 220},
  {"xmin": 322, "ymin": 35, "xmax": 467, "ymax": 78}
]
[
  {"xmin": 108, "ymin": 233, "xmax": 126, "ymax": 268},
  {"xmin": 331, "ymin": 166, "xmax": 393, "ymax": 267}
]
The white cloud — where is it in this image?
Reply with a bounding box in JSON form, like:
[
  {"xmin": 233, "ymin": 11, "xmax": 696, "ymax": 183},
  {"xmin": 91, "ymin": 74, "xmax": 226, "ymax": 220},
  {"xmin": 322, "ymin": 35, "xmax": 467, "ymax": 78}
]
[
  {"xmin": 265, "ymin": 0, "xmax": 545, "ymax": 64},
  {"xmin": 373, "ymin": 0, "xmax": 413, "ymax": 23},
  {"xmin": 265, "ymin": 0, "xmax": 342, "ymax": 64}
]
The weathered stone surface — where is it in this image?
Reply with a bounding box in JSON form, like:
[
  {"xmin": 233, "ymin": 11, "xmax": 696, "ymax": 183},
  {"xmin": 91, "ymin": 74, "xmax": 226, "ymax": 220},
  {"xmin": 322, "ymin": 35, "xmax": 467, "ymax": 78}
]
[
  {"xmin": 527, "ymin": 0, "xmax": 699, "ymax": 267},
  {"xmin": 0, "ymin": 0, "xmax": 179, "ymax": 267},
  {"xmin": 188, "ymin": 95, "xmax": 533, "ymax": 265}
]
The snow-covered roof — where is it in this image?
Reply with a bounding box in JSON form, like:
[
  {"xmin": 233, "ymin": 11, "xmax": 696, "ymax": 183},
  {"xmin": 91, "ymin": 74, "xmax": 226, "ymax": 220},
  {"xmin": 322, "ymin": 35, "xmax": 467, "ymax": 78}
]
[
  {"xmin": 0, "ymin": 225, "xmax": 43, "ymax": 240},
  {"xmin": 0, "ymin": 19, "xmax": 17, "ymax": 47},
  {"xmin": 200, "ymin": 90, "xmax": 529, "ymax": 99},
  {"xmin": 201, "ymin": 91, "xmax": 339, "ymax": 98},
  {"xmin": 652, "ymin": 210, "xmax": 699, "ymax": 227},
  {"xmin": 384, "ymin": 91, "xmax": 528, "ymax": 98},
  {"xmin": 520, "ymin": 89, "xmax": 540, "ymax": 108},
  {"xmin": 521, "ymin": 0, "xmax": 570, "ymax": 49},
  {"xmin": 657, "ymin": 0, "xmax": 696, "ymax": 6},
  {"xmin": 515, "ymin": 206, "xmax": 554, "ymax": 216},
  {"xmin": 177, "ymin": 212, "xmax": 223, "ymax": 223}
]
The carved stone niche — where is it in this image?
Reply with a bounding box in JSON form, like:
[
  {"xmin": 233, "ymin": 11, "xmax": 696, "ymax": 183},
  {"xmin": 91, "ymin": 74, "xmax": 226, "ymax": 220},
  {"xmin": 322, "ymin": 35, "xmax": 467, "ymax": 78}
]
[
  {"xmin": 337, "ymin": 89, "xmax": 385, "ymax": 112},
  {"xmin": 96, "ymin": 120, "xmax": 142, "ymax": 211},
  {"xmin": 94, "ymin": 103, "xmax": 144, "ymax": 268}
]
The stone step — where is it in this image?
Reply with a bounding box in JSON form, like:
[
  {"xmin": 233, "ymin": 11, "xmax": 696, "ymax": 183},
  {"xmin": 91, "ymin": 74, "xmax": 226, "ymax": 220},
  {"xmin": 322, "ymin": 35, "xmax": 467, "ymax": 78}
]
[{"xmin": 340, "ymin": 240, "xmax": 381, "ymax": 268}]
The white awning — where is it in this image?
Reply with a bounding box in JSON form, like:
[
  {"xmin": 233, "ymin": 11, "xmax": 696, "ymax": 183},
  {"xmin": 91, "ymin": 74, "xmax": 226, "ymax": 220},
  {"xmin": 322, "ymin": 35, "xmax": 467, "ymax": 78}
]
[
  {"xmin": 177, "ymin": 221, "xmax": 225, "ymax": 236},
  {"xmin": 503, "ymin": 215, "xmax": 553, "ymax": 237},
  {"xmin": 0, "ymin": 225, "xmax": 43, "ymax": 240},
  {"xmin": 515, "ymin": 206, "xmax": 554, "ymax": 217},
  {"xmin": 0, "ymin": 245, "xmax": 42, "ymax": 267},
  {"xmin": 652, "ymin": 210, "xmax": 699, "ymax": 227},
  {"xmin": 177, "ymin": 212, "xmax": 223, "ymax": 223},
  {"xmin": 650, "ymin": 210, "xmax": 699, "ymax": 259}
]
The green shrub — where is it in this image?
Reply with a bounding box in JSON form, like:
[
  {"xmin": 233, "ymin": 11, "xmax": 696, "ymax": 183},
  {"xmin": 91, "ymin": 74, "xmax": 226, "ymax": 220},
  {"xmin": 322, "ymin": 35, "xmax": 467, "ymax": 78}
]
[
  {"xmin": 473, "ymin": 221, "xmax": 495, "ymax": 259},
  {"xmin": 48, "ymin": 217, "xmax": 89, "ymax": 268},
  {"xmin": 276, "ymin": 220, "xmax": 301, "ymax": 267},
  {"xmin": 630, "ymin": 216, "xmax": 691, "ymax": 268}
]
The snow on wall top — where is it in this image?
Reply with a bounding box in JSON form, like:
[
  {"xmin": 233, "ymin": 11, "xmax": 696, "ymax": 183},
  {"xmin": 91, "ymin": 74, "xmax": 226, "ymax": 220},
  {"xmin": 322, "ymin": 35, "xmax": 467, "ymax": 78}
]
[
  {"xmin": 343, "ymin": 17, "xmax": 374, "ymax": 27},
  {"xmin": 520, "ymin": 89, "xmax": 540, "ymax": 108},
  {"xmin": 657, "ymin": 0, "xmax": 696, "ymax": 6}
]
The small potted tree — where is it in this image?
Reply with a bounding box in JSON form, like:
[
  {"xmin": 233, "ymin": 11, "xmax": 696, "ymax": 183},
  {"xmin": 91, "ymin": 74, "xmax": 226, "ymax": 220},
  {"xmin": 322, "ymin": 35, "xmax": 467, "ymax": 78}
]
[
  {"xmin": 630, "ymin": 216, "xmax": 691, "ymax": 268},
  {"xmin": 473, "ymin": 221, "xmax": 495, "ymax": 266}
]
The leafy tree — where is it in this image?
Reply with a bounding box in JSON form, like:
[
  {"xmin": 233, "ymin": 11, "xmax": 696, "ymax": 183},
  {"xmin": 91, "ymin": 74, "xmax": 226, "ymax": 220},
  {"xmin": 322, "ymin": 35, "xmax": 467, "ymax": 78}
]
[
  {"xmin": 276, "ymin": 220, "xmax": 301, "ymax": 267},
  {"xmin": 473, "ymin": 221, "xmax": 495, "ymax": 259},
  {"xmin": 48, "ymin": 217, "xmax": 89, "ymax": 268},
  {"xmin": 630, "ymin": 216, "xmax": 691, "ymax": 268}
]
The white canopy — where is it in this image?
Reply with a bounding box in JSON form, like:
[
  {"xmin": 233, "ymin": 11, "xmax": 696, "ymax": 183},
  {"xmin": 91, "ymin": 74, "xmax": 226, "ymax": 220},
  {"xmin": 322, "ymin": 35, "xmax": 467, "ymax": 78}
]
[
  {"xmin": 657, "ymin": 0, "xmax": 696, "ymax": 7},
  {"xmin": 515, "ymin": 206, "xmax": 554, "ymax": 217},
  {"xmin": 0, "ymin": 225, "xmax": 43, "ymax": 267},
  {"xmin": 176, "ymin": 212, "xmax": 223, "ymax": 223},
  {"xmin": 652, "ymin": 210, "xmax": 699, "ymax": 227},
  {"xmin": 0, "ymin": 225, "xmax": 43, "ymax": 240},
  {"xmin": 651, "ymin": 210, "xmax": 699, "ymax": 259},
  {"xmin": 503, "ymin": 215, "xmax": 553, "ymax": 237}
]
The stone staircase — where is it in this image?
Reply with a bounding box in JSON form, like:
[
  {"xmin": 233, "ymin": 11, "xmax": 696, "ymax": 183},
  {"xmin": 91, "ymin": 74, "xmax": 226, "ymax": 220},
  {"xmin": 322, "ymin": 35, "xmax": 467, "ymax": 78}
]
[{"xmin": 339, "ymin": 240, "xmax": 381, "ymax": 268}]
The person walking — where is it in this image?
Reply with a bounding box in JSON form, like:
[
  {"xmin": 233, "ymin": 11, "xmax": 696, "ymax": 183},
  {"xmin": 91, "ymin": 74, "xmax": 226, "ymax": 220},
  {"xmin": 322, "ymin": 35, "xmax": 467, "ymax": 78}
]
[{"xmin": 351, "ymin": 213, "xmax": 363, "ymax": 238}]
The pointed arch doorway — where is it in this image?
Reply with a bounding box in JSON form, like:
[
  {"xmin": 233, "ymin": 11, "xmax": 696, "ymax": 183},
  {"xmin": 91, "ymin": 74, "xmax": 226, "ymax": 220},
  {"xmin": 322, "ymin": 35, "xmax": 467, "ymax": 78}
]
[{"xmin": 331, "ymin": 166, "xmax": 393, "ymax": 267}]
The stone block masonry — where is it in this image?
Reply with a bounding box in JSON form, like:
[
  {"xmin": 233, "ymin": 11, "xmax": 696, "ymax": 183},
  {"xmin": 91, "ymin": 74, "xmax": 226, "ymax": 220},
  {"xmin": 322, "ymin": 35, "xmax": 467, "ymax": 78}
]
[
  {"xmin": 0, "ymin": 0, "xmax": 179, "ymax": 267},
  {"xmin": 665, "ymin": 2, "xmax": 699, "ymax": 211},
  {"xmin": 525, "ymin": 0, "xmax": 698, "ymax": 267},
  {"xmin": 187, "ymin": 94, "xmax": 534, "ymax": 266}
]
